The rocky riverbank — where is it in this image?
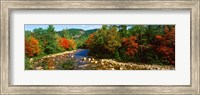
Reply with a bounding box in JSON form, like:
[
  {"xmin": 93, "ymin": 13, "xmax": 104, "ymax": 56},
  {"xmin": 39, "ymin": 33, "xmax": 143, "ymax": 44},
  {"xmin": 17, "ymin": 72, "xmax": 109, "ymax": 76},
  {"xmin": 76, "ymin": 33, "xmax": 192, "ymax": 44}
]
[
  {"xmin": 31, "ymin": 49, "xmax": 175, "ymax": 70},
  {"xmin": 79, "ymin": 58, "xmax": 175, "ymax": 70}
]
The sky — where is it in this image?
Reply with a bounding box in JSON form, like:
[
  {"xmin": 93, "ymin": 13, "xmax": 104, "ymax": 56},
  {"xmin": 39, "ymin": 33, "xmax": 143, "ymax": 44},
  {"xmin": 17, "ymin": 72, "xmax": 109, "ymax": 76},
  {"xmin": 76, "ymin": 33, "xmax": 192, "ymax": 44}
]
[{"xmin": 25, "ymin": 24, "xmax": 102, "ymax": 31}]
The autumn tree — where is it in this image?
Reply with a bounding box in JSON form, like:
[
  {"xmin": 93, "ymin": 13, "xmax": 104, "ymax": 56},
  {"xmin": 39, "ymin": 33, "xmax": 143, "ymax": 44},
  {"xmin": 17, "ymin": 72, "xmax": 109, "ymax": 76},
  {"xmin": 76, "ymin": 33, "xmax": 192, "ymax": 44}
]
[
  {"xmin": 85, "ymin": 34, "xmax": 94, "ymax": 48},
  {"xmin": 155, "ymin": 25, "xmax": 175, "ymax": 64},
  {"xmin": 59, "ymin": 37, "xmax": 70, "ymax": 50},
  {"xmin": 68, "ymin": 39, "xmax": 76, "ymax": 50},
  {"xmin": 25, "ymin": 36, "xmax": 40, "ymax": 57},
  {"xmin": 121, "ymin": 36, "xmax": 139, "ymax": 56}
]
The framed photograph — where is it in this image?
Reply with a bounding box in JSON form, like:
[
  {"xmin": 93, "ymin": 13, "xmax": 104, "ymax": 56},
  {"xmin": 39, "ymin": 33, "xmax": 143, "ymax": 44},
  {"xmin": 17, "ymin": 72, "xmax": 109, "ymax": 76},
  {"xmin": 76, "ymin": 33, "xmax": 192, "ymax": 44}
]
[
  {"xmin": 1, "ymin": 0, "xmax": 199, "ymax": 94},
  {"xmin": 24, "ymin": 24, "xmax": 175, "ymax": 71}
]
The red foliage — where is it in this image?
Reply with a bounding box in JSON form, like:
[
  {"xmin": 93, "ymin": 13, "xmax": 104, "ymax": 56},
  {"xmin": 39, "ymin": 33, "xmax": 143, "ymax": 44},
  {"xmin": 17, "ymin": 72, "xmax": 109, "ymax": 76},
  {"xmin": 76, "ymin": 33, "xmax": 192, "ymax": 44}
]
[
  {"xmin": 155, "ymin": 26, "xmax": 175, "ymax": 64},
  {"xmin": 156, "ymin": 35, "xmax": 162, "ymax": 39},
  {"xmin": 25, "ymin": 36, "xmax": 40, "ymax": 57},
  {"xmin": 59, "ymin": 37, "xmax": 70, "ymax": 50},
  {"xmin": 122, "ymin": 36, "xmax": 139, "ymax": 56}
]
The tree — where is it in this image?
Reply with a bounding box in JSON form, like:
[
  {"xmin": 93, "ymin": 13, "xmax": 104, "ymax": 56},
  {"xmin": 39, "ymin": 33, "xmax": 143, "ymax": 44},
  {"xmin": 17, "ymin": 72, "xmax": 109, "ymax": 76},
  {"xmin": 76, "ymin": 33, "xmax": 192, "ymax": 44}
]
[
  {"xmin": 44, "ymin": 25, "xmax": 64, "ymax": 54},
  {"xmin": 104, "ymin": 26, "xmax": 121, "ymax": 52},
  {"xmin": 47, "ymin": 25, "xmax": 55, "ymax": 33},
  {"xmin": 121, "ymin": 36, "xmax": 139, "ymax": 56},
  {"xmin": 60, "ymin": 28, "xmax": 71, "ymax": 39},
  {"xmin": 25, "ymin": 36, "xmax": 40, "ymax": 57},
  {"xmin": 68, "ymin": 39, "xmax": 76, "ymax": 50},
  {"xmin": 59, "ymin": 37, "xmax": 70, "ymax": 50},
  {"xmin": 118, "ymin": 25, "xmax": 129, "ymax": 37},
  {"xmin": 86, "ymin": 25, "xmax": 121, "ymax": 58},
  {"xmin": 155, "ymin": 25, "xmax": 175, "ymax": 64},
  {"xmin": 85, "ymin": 34, "xmax": 94, "ymax": 48},
  {"xmin": 25, "ymin": 30, "xmax": 32, "ymax": 38}
]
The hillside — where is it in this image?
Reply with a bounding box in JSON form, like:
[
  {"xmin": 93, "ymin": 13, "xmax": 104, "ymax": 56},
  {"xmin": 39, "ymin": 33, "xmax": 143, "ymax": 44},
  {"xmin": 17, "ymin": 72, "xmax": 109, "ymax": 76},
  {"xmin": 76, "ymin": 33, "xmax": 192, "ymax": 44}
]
[{"xmin": 57, "ymin": 28, "xmax": 98, "ymax": 39}]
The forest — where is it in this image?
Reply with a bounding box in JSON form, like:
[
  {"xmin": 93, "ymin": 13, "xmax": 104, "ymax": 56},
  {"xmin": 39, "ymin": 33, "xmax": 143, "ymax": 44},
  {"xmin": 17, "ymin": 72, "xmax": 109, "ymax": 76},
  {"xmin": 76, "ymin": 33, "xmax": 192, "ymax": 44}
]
[{"xmin": 25, "ymin": 25, "xmax": 175, "ymax": 70}]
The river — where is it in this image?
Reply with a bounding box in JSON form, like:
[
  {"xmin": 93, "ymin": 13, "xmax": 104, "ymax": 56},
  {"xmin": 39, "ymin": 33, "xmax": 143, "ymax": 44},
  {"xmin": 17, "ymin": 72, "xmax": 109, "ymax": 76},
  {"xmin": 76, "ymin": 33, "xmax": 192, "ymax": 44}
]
[
  {"xmin": 34, "ymin": 49, "xmax": 175, "ymax": 70},
  {"xmin": 73, "ymin": 49, "xmax": 90, "ymax": 65}
]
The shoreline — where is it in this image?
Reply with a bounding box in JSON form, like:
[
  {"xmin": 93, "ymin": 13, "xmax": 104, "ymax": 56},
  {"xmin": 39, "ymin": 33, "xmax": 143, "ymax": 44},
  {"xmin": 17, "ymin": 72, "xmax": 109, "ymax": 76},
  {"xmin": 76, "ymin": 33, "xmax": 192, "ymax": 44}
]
[
  {"xmin": 98, "ymin": 59, "xmax": 175, "ymax": 70},
  {"xmin": 32, "ymin": 49, "xmax": 175, "ymax": 70}
]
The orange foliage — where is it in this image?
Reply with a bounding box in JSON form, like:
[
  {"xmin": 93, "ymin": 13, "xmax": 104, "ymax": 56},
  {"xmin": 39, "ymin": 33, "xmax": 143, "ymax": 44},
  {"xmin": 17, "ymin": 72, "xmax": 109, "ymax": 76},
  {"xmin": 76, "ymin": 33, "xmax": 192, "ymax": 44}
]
[
  {"xmin": 59, "ymin": 37, "xmax": 70, "ymax": 50},
  {"xmin": 68, "ymin": 39, "xmax": 76, "ymax": 49},
  {"xmin": 122, "ymin": 36, "xmax": 139, "ymax": 56},
  {"xmin": 25, "ymin": 36, "xmax": 40, "ymax": 57}
]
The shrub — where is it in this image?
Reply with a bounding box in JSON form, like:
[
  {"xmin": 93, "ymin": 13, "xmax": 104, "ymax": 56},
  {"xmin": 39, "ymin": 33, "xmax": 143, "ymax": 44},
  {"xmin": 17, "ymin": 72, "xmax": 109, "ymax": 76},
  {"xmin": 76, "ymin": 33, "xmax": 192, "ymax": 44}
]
[
  {"xmin": 60, "ymin": 60, "xmax": 75, "ymax": 70},
  {"xmin": 25, "ymin": 57, "xmax": 34, "ymax": 70},
  {"xmin": 47, "ymin": 58, "xmax": 55, "ymax": 70}
]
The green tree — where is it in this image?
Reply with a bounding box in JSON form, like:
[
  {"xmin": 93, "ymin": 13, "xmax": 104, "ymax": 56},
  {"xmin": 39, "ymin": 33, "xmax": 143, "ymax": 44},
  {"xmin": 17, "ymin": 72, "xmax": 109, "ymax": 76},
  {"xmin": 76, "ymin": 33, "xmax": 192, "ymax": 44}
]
[
  {"xmin": 104, "ymin": 26, "xmax": 121, "ymax": 52},
  {"xmin": 86, "ymin": 25, "xmax": 121, "ymax": 58},
  {"xmin": 60, "ymin": 28, "xmax": 71, "ymax": 39},
  {"xmin": 118, "ymin": 25, "xmax": 129, "ymax": 37},
  {"xmin": 44, "ymin": 25, "xmax": 64, "ymax": 54},
  {"xmin": 25, "ymin": 30, "xmax": 32, "ymax": 38}
]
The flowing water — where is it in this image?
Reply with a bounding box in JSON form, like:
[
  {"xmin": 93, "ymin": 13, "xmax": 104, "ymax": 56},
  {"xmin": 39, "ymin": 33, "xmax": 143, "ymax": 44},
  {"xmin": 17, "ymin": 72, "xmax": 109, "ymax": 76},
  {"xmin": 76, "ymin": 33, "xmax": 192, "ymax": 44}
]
[
  {"xmin": 73, "ymin": 49, "xmax": 90, "ymax": 65},
  {"xmin": 34, "ymin": 49, "xmax": 175, "ymax": 70}
]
